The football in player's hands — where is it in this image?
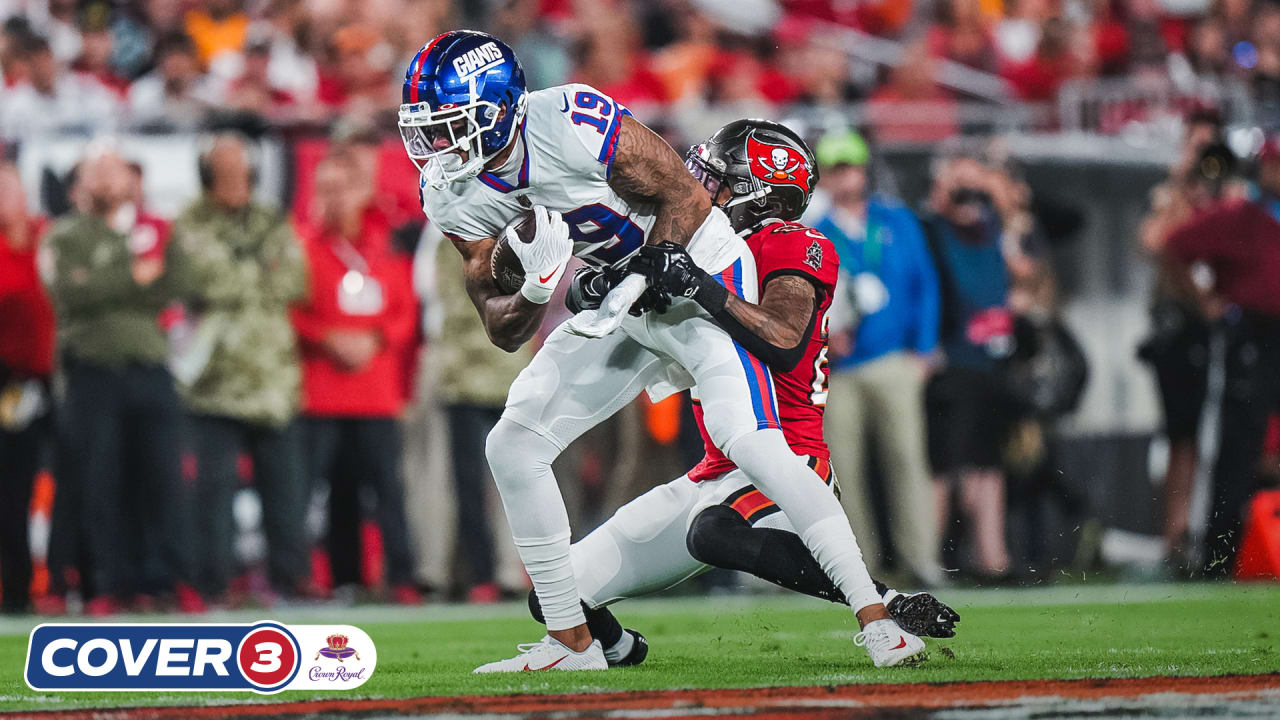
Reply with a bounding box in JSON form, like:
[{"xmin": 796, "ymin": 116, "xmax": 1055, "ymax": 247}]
[{"xmin": 490, "ymin": 208, "xmax": 537, "ymax": 295}]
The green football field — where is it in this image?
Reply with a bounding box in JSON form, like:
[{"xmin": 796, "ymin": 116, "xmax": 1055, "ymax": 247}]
[{"xmin": 1, "ymin": 583, "xmax": 1277, "ymax": 713}]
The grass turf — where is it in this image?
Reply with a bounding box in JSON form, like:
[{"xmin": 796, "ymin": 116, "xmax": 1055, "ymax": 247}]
[{"xmin": 0, "ymin": 583, "xmax": 1276, "ymax": 712}]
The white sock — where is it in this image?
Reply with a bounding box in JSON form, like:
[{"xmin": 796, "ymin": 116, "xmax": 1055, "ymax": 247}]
[
  {"xmin": 800, "ymin": 516, "xmax": 882, "ymax": 611},
  {"xmin": 726, "ymin": 429, "xmax": 882, "ymax": 612},
  {"xmin": 486, "ymin": 419, "xmax": 586, "ymax": 631},
  {"xmin": 603, "ymin": 631, "xmax": 635, "ymax": 664}
]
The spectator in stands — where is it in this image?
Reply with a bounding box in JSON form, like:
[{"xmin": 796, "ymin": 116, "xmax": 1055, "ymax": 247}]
[
  {"xmin": 0, "ymin": 161, "xmax": 54, "ymax": 615},
  {"xmin": 928, "ymin": 0, "xmax": 997, "ymax": 74},
  {"xmin": 41, "ymin": 146, "xmax": 195, "ymax": 615},
  {"xmin": 650, "ymin": 8, "xmax": 719, "ymax": 104},
  {"xmin": 328, "ymin": 117, "xmax": 420, "ymax": 231},
  {"xmin": 919, "ymin": 152, "xmax": 1015, "ymax": 580},
  {"xmin": 31, "ymin": 0, "xmax": 82, "ymax": 64},
  {"xmin": 1002, "ymin": 16, "xmax": 1081, "ymax": 101},
  {"xmin": 259, "ymin": 2, "xmax": 321, "ymax": 105},
  {"xmin": 292, "ymin": 153, "xmax": 420, "ymax": 605},
  {"xmin": 169, "ymin": 134, "xmax": 313, "ymax": 604},
  {"xmin": 0, "ymin": 34, "xmax": 118, "ymax": 140},
  {"xmin": 782, "ymin": 25, "xmax": 855, "ymax": 106},
  {"xmin": 184, "ymin": 0, "xmax": 248, "ymax": 69},
  {"xmin": 868, "ymin": 41, "xmax": 958, "ymax": 143},
  {"xmin": 812, "ymin": 130, "xmax": 945, "ymax": 587},
  {"xmin": 993, "ymin": 0, "xmax": 1049, "ymax": 67},
  {"xmin": 317, "ymin": 23, "xmax": 396, "ymax": 116},
  {"xmin": 429, "ymin": 230, "xmax": 533, "ymax": 603},
  {"xmin": 104, "ymin": 1, "xmax": 162, "ymax": 80},
  {"xmin": 71, "ymin": 9, "xmax": 127, "ymax": 98},
  {"xmin": 1, "ymin": 17, "xmax": 34, "ymax": 88},
  {"xmin": 1170, "ymin": 17, "xmax": 1231, "ymax": 89},
  {"xmin": 1160, "ymin": 136, "xmax": 1280, "ymax": 576},
  {"xmin": 570, "ymin": 17, "xmax": 665, "ymax": 109},
  {"xmin": 490, "ymin": 0, "xmax": 570, "ymax": 91},
  {"xmin": 224, "ymin": 26, "xmax": 296, "ymax": 124},
  {"xmin": 127, "ymin": 33, "xmax": 219, "ymax": 131}
]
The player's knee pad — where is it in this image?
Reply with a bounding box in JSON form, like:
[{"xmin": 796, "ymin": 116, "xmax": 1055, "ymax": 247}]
[
  {"xmin": 720, "ymin": 427, "xmax": 792, "ymax": 468},
  {"xmin": 484, "ymin": 418, "xmax": 557, "ymax": 490},
  {"xmin": 686, "ymin": 504, "xmax": 747, "ymax": 567}
]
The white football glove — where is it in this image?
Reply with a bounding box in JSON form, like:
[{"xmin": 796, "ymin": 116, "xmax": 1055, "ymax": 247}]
[{"xmin": 509, "ymin": 205, "xmax": 572, "ymax": 304}]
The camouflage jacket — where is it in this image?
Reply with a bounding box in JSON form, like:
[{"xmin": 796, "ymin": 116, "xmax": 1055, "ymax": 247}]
[
  {"xmin": 430, "ymin": 240, "xmax": 530, "ymax": 407},
  {"xmin": 41, "ymin": 213, "xmax": 177, "ymax": 368},
  {"xmin": 169, "ymin": 197, "xmax": 307, "ymax": 428}
]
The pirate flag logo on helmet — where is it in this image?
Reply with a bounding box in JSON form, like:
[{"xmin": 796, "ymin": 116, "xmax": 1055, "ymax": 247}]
[{"xmin": 746, "ymin": 133, "xmax": 812, "ymax": 193}]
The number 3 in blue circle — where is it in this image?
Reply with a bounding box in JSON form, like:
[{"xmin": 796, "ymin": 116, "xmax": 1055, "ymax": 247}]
[{"xmin": 563, "ymin": 204, "xmax": 644, "ymax": 266}]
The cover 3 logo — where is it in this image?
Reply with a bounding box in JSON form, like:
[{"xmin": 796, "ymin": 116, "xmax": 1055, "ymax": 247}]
[{"xmin": 25, "ymin": 622, "xmax": 376, "ymax": 693}]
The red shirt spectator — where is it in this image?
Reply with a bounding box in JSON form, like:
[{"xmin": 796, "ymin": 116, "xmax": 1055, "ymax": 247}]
[
  {"xmin": 1002, "ymin": 18, "xmax": 1078, "ymax": 102},
  {"xmin": 1166, "ymin": 197, "xmax": 1280, "ymax": 317},
  {"xmin": 0, "ymin": 216, "xmax": 54, "ymax": 378},
  {"xmin": 293, "ymin": 206, "xmax": 417, "ymax": 417}
]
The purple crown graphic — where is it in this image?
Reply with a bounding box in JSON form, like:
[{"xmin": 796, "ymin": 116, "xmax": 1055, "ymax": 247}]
[{"xmin": 314, "ymin": 633, "xmax": 360, "ymax": 662}]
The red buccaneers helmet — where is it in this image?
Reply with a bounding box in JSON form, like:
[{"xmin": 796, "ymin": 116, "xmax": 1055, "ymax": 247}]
[{"xmin": 685, "ymin": 119, "xmax": 819, "ymax": 232}]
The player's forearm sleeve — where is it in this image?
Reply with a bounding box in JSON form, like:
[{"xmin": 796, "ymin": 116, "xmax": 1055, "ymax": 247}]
[{"xmin": 706, "ymin": 301, "xmax": 817, "ymax": 373}]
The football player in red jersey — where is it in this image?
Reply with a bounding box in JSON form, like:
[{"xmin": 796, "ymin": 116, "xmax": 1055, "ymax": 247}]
[{"xmin": 529, "ymin": 120, "xmax": 958, "ymax": 669}]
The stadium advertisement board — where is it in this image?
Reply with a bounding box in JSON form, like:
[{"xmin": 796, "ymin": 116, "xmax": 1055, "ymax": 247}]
[{"xmin": 25, "ymin": 622, "xmax": 376, "ymax": 693}]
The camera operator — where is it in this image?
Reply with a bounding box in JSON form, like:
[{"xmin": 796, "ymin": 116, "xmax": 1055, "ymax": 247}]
[
  {"xmin": 920, "ymin": 152, "xmax": 1022, "ymax": 579},
  {"xmin": 1159, "ymin": 135, "xmax": 1280, "ymax": 577},
  {"xmin": 1138, "ymin": 107, "xmax": 1246, "ymax": 570}
]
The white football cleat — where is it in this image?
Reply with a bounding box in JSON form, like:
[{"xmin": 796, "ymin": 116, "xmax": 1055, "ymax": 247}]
[
  {"xmin": 854, "ymin": 619, "xmax": 928, "ymax": 668},
  {"xmin": 473, "ymin": 635, "xmax": 608, "ymax": 673}
]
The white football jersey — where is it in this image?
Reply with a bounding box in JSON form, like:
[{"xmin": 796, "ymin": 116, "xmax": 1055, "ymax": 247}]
[{"xmin": 419, "ymin": 83, "xmax": 657, "ymax": 269}]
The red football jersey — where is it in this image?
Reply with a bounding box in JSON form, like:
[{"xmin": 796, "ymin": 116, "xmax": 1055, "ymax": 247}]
[{"xmin": 688, "ymin": 219, "xmax": 840, "ymax": 482}]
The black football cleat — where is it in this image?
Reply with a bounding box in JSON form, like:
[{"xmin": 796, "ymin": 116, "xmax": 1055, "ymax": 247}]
[
  {"xmin": 887, "ymin": 592, "xmax": 961, "ymax": 639},
  {"xmin": 611, "ymin": 629, "xmax": 648, "ymax": 667}
]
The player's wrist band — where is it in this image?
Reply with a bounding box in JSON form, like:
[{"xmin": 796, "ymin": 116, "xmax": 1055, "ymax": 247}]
[
  {"xmin": 691, "ymin": 273, "xmax": 729, "ymax": 315},
  {"xmin": 520, "ymin": 278, "xmax": 555, "ymax": 304}
]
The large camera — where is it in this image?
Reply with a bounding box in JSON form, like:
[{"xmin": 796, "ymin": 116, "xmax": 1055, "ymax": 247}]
[{"xmin": 1192, "ymin": 141, "xmax": 1238, "ymax": 196}]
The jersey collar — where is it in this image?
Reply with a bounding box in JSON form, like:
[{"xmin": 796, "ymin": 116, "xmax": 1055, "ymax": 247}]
[{"xmin": 477, "ymin": 121, "xmax": 530, "ymax": 194}]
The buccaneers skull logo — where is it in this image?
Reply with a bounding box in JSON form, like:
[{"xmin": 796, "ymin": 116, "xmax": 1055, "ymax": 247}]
[{"xmin": 746, "ymin": 134, "xmax": 812, "ymax": 193}]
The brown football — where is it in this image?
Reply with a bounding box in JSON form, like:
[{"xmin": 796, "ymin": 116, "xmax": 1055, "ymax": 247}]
[{"xmin": 490, "ymin": 208, "xmax": 538, "ymax": 295}]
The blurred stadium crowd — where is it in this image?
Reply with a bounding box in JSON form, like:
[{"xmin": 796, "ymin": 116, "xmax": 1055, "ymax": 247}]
[
  {"xmin": 1, "ymin": 0, "xmax": 1279, "ymax": 617},
  {"xmin": 6, "ymin": 0, "xmax": 1280, "ymax": 140}
]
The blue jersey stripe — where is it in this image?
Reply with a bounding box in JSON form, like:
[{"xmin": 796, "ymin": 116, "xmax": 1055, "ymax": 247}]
[
  {"xmin": 599, "ymin": 107, "xmax": 632, "ymax": 177},
  {"xmin": 477, "ymin": 122, "xmax": 531, "ymax": 193},
  {"xmin": 714, "ymin": 259, "xmax": 777, "ymax": 429}
]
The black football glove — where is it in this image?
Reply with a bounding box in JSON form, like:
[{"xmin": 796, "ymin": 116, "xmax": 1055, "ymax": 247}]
[
  {"xmin": 567, "ymin": 266, "xmax": 673, "ymax": 316},
  {"xmin": 632, "ymin": 283, "xmax": 672, "ymax": 315},
  {"xmin": 625, "ymin": 242, "xmax": 729, "ymax": 315},
  {"xmin": 886, "ymin": 592, "xmax": 961, "ymax": 639},
  {"xmin": 565, "ymin": 267, "xmax": 614, "ymax": 314}
]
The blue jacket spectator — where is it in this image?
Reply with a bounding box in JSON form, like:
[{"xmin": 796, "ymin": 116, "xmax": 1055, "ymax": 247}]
[
  {"xmin": 813, "ymin": 130, "xmax": 945, "ymax": 587},
  {"xmin": 816, "ymin": 195, "xmax": 940, "ymax": 370}
]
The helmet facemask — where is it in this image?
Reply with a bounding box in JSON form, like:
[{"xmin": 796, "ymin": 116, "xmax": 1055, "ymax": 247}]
[
  {"xmin": 686, "ymin": 145, "xmax": 772, "ymax": 205},
  {"xmin": 399, "ymin": 99, "xmax": 499, "ymax": 189},
  {"xmin": 686, "ymin": 143, "xmax": 776, "ymax": 231},
  {"xmin": 398, "ymin": 86, "xmax": 526, "ymax": 190}
]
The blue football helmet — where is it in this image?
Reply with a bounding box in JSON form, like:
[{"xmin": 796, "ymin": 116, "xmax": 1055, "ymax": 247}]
[{"xmin": 398, "ymin": 30, "xmax": 527, "ymax": 189}]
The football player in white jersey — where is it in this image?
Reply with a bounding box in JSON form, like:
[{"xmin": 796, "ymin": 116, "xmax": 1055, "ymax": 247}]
[{"xmin": 399, "ymin": 30, "xmax": 922, "ymax": 672}]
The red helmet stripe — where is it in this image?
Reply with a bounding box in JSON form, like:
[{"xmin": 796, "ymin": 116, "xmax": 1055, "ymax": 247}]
[{"xmin": 409, "ymin": 32, "xmax": 447, "ymax": 103}]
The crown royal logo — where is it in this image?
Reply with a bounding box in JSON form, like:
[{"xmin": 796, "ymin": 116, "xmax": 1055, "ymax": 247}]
[{"xmin": 315, "ymin": 634, "xmax": 361, "ymax": 662}]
